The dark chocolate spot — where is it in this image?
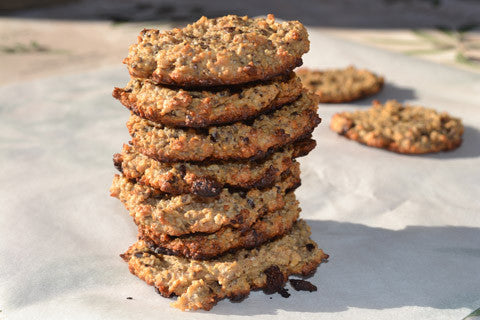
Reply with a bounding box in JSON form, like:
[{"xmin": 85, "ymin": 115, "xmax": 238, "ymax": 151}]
[
  {"xmin": 229, "ymin": 292, "xmax": 249, "ymax": 302},
  {"xmin": 210, "ymin": 131, "xmax": 220, "ymax": 142},
  {"xmin": 251, "ymin": 166, "xmax": 278, "ymax": 189},
  {"xmin": 126, "ymin": 296, "xmax": 133, "ymax": 300},
  {"xmin": 191, "ymin": 177, "xmax": 222, "ymax": 197},
  {"xmin": 241, "ymin": 136, "xmax": 250, "ymax": 143},
  {"xmin": 263, "ymin": 265, "xmax": 286, "ymax": 294},
  {"xmin": 237, "ymin": 190, "xmax": 247, "ymax": 199},
  {"xmin": 223, "ymin": 26, "xmax": 236, "ymax": 33},
  {"xmin": 178, "ymin": 164, "xmax": 187, "ymax": 178},
  {"xmin": 278, "ymin": 287, "xmax": 291, "ymax": 298},
  {"xmin": 306, "ymin": 243, "xmax": 315, "ymax": 252},
  {"xmin": 289, "ymin": 279, "xmax": 317, "ymax": 292}
]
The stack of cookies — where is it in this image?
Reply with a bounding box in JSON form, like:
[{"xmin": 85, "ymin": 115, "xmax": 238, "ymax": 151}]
[{"xmin": 110, "ymin": 14, "xmax": 328, "ymax": 311}]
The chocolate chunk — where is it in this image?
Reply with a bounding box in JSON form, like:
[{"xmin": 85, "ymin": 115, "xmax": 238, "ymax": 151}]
[
  {"xmin": 210, "ymin": 131, "xmax": 219, "ymax": 142},
  {"xmin": 191, "ymin": 177, "xmax": 222, "ymax": 197},
  {"xmin": 289, "ymin": 279, "xmax": 317, "ymax": 292},
  {"xmin": 177, "ymin": 164, "xmax": 187, "ymax": 178},
  {"xmin": 229, "ymin": 291, "xmax": 249, "ymax": 302},
  {"xmin": 263, "ymin": 265, "xmax": 286, "ymax": 294},
  {"xmin": 278, "ymin": 287, "xmax": 291, "ymax": 298}
]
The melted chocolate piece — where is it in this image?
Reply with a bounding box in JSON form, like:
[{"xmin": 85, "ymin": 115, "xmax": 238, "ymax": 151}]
[{"xmin": 289, "ymin": 279, "xmax": 317, "ymax": 292}]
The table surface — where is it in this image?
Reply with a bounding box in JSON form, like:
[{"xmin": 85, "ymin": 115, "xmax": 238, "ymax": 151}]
[{"xmin": 1, "ymin": 28, "xmax": 479, "ymax": 320}]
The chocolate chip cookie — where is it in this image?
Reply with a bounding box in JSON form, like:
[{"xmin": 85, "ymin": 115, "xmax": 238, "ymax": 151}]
[
  {"xmin": 297, "ymin": 66, "xmax": 384, "ymax": 103},
  {"xmin": 124, "ymin": 14, "xmax": 309, "ymax": 86},
  {"xmin": 110, "ymin": 166, "xmax": 300, "ymax": 237},
  {"xmin": 113, "ymin": 72, "xmax": 302, "ymax": 127},
  {"xmin": 121, "ymin": 220, "xmax": 328, "ymax": 311},
  {"xmin": 140, "ymin": 196, "xmax": 300, "ymax": 259},
  {"xmin": 113, "ymin": 139, "xmax": 314, "ymax": 196},
  {"xmin": 330, "ymin": 99, "xmax": 464, "ymax": 153},
  {"xmin": 127, "ymin": 91, "xmax": 320, "ymax": 162}
]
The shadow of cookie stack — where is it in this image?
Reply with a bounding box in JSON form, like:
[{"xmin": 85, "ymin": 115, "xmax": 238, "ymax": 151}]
[{"xmin": 110, "ymin": 14, "xmax": 328, "ymax": 311}]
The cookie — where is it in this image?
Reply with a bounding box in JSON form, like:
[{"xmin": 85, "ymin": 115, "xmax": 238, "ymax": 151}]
[
  {"xmin": 330, "ymin": 100, "xmax": 464, "ymax": 154},
  {"xmin": 113, "ymin": 139, "xmax": 314, "ymax": 196},
  {"xmin": 127, "ymin": 90, "xmax": 320, "ymax": 162},
  {"xmin": 297, "ymin": 66, "xmax": 384, "ymax": 103},
  {"xmin": 120, "ymin": 220, "xmax": 328, "ymax": 311},
  {"xmin": 113, "ymin": 72, "xmax": 302, "ymax": 128},
  {"xmin": 124, "ymin": 14, "xmax": 309, "ymax": 86},
  {"xmin": 139, "ymin": 195, "xmax": 300, "ymax": 260},
  {"xmin": 110, "ymin": 165, "xmax": 299, "ymax": 237}
]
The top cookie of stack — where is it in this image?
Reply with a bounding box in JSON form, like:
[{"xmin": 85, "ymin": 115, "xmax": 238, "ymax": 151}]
[
  {"xmin": 123, "ymin": 14, "xmax": 309, "ymax": 87},
  {"xmin": 111, "ymin": 14, "xmax": 327, "ymax": 311}
]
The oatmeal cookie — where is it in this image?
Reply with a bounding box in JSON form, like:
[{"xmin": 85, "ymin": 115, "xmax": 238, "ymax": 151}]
[
  {"xmin": 113, "ymin": 72, "xmax": 302, "ymax": 128},
  {"xmin": 330, "ymin": 100, "xmax": 464, "ymax": 153},
  {"xmin": 127, "ymin": 91, "xmax": 320, "ymax": 162},
  {"xmin": 113, "ymin": 139, "xmax": 314, "ymax": 196},
  {"xmin": 139, "ymin": 195, "xmax": 300, "ymax": 260},
  {"xmin": 297, "ymin": 66, "xmax": 384, "ymax": 103},
  {"xmin": 124, "ymin": 14, "xmax": 309, "ymax": 86},
  {"xmin": 120, "ymin": 220, "xmax": 328, "ymax": 311},
  {"xmin": 110, "ymin": 166, "xmax": 300, "ymax": 237}
]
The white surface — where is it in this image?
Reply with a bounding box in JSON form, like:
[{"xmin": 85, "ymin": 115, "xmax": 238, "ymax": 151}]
[{"xmin": 1, "ymin": 29, "xmax": 479, "ymax": 320}]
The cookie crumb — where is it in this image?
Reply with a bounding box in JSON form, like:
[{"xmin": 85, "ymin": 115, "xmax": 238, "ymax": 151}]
[
  {"xmin": 278, "ymin": 287, "xmax": 291, "ymax": 298},
  {"xmin": 289, "ymin": 279, "xmax": 317, "ymax": 292},
  {"xmin": 263, "ymin": 265, "xmax": 288, "ymax": 296}
]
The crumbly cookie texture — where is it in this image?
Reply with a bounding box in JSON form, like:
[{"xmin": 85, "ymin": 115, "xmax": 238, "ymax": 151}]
[
  {"xmin": 121, "ymin": 220, "xmax": 328, "ymax": 311},
  {"xmin": 113, "ymin": 139, "xmax": 314, "ymax": 196},
  {"xmin": 139, "ymin": 196, "xmax": 300, "ymax": 259},
  {"xmin": 110, "ymin": 165, "xmax": 300, "ymax": 237},
  {"xmin": 330, "ymin": 100, "xmax": 464, "ymax": 153},
  {"xmin": 113, "ymin": 72, "xmax": 302, "ymax": 128},
  {"xmin": 127, "ymin": 90, "xmax": 320, "ymax": 162},
  {"xmin": 124, "ymin": 14, "xmax": 309, "ymax": 86},
  {"xmin": 297, "ymin": 66, "xmax": 384, "ymax": 103}
]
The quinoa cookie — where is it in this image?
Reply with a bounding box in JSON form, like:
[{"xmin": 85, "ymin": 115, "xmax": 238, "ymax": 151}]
[
  {"xmin": 110, "ymin": 166, "xmax": 300, "ymax": 237},
  {"xmin": 113, "ymin": 72, "xmax": 302, "ymax": 128},
  {"xmin": 113, "ymin": 139, "xmax": 314, "ymax": 196},
  {"xmin": 330, "ymin": 100, "xmax": 464, "ymax": 154},
  {"xmin": 121, "ymin": 220, "xmax": 328, "ymax": 311},
  {"xmin": 127, "ymin": 91, "xmax": 321, "ymax": 162},
  {"xmin": 297, "ymin": 66, "xmax": 384, "ymax": 103},
  {"xmin": 124, "ymin": 14, "xmax": 309, "ymax": 86},
  {"xmin": 140, "ymin": 197, "xmax": 300, "ymax": 259}
]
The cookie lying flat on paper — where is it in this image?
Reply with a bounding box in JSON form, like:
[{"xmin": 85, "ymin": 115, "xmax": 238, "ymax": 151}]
[
  {"xmin": 297, "ymin": 66, "xmax": 384, "ymax": 103},
  {"xmin": 113, "ymin": 72, "xmax": 302, "ymax": 128},
  {"xmin": 121, "ymin": 220, "xmax": 328, "ymax": 311},
  {"xmin": 124, "ymin": 14, "xmax": 309, "ymax": 86},
  {"xmin": 330, "ymin": 100, "xmax": 463, "ymax": 154}
]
